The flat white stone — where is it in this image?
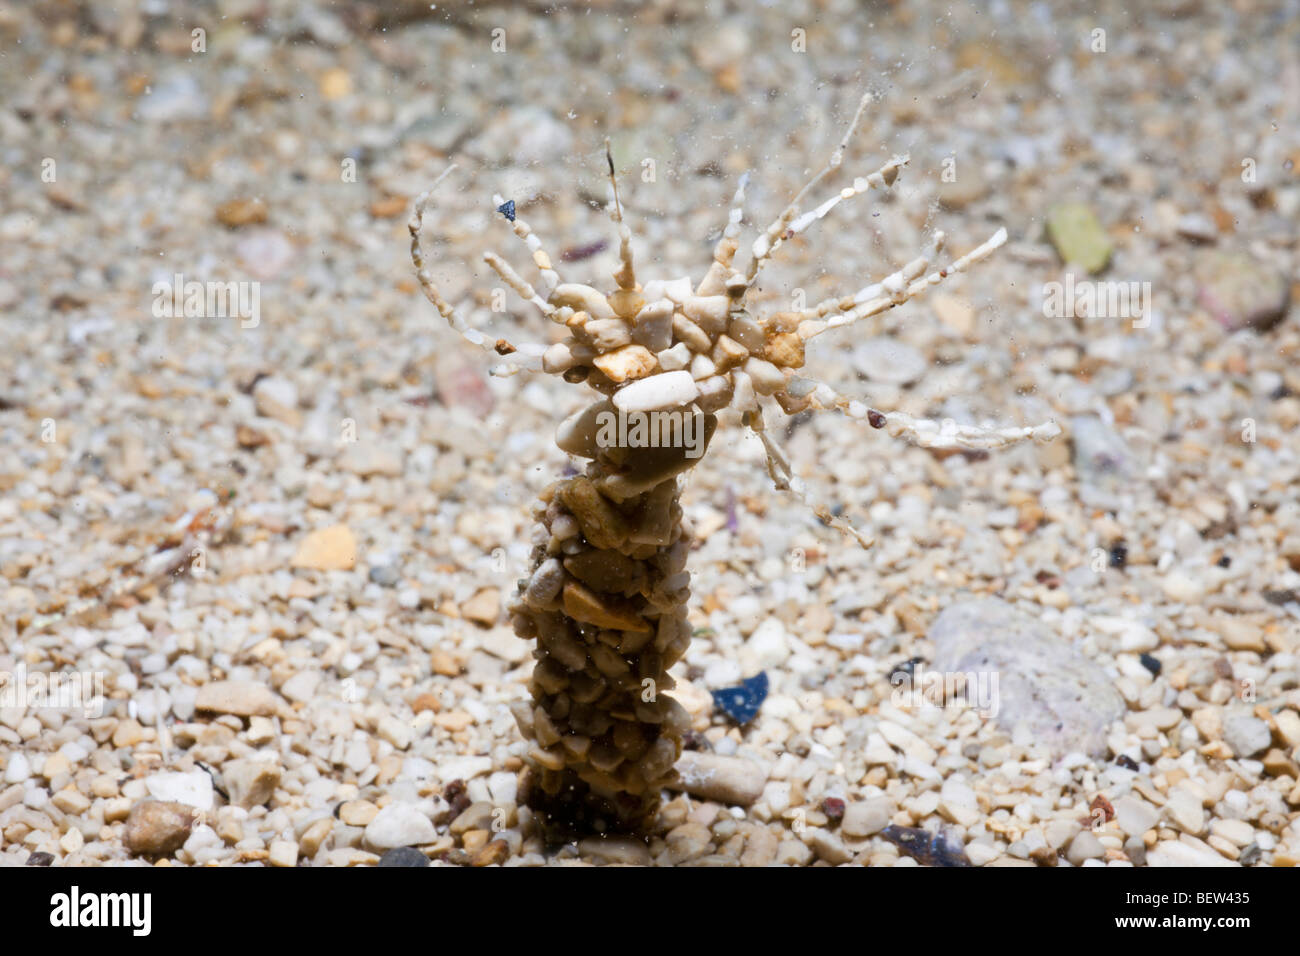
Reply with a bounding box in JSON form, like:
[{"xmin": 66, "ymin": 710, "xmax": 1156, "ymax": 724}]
[
  {"xmin": 1146, "ymin": 840, "xmax": 1237, "ymax": 867},
  {"xmin": 364, "ymin": 802, "xmax": 436, "ymax": 850},
  {"xmin": 611, "ymin": 370, "xmax": 699, "ymax": 413},
  {"xmin": 662, "ymin": 277, "xmax": 694, "ymax": 304},
  {"xmin": 744, "ymin": 357, "xmax": 785, "ymax": 394},
  {"xmin": 683, "ymin": 295, "xmax": 730, "ymax": 332},
  {"xmin": 145, "ymin": 770, "xmax": 215, "ymax": 811},
  {"xmin": 632, "ymin": 299, "xmax": 674, "ymax": 352},
  {"xmin": 656, "ymin": 342, "xmax": 691, "ymax": 371},
  {"xmin": 435, "ymin": 755, "xmax": 493, "ymax": 782}
]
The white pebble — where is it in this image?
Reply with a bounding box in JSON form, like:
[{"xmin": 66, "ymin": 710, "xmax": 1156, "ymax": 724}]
[
  {"xmin": 3, "ymin": 753, "xmax": 31, "ymax": 783},
  {"xmin": 611, "ymin": 370, "xmax": 699, "ymax": 413}
]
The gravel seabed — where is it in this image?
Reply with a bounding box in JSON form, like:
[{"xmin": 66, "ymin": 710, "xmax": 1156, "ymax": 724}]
[{"xmin": 1, "ymin": 0, "xmax": 1298, "ymax": 867}]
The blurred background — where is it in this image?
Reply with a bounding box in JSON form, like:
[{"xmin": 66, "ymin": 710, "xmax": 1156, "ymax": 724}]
[{"xmin": 1, "ymin": 0, "xmax": 1298, "ymax": 867}]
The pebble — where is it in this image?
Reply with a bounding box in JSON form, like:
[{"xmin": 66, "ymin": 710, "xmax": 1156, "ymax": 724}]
[
  {"xmin": 471, "ymin": 840, "xmax": 510, "ymax": 866},
  {"xmin": 268, "ymin": 840, "xmax": 299, "ymax": 867},
  {"xmin": 1130, "ymin": 705, "xmax": 1182, "ymax": 733},
  {"xmin": 665, "ymin": 822, "xmax": 713, "ymax": 863},
  {"xmin": 236, "ymin": 230, "xmax": 295, "ymax": 281},
  {"xmin": 291, "ymin": 525, "xmax": 357, "ymax": 571},
  {"xmin": 562, "ymin": 580, "xmax": 648, "ymax": 631},
  {"xmin": 1191, "ymin": 707, "xmax": 1223, "ymax": 741},
  {"xmin": 369, "ymin": 564, "xmax": 401, "ymax": 588},
  {"xmin": 522, "ymin": 558, "xmax": 565, "ymax": 606},
  {"xmin": 743, "ymin": 619, "xmax": 789, "ymax": 668},
  {"xmin": 1113, "ymin": 796, "xmax": 1161, "ymax": 837},
  {"xmin": 145, "ymin": 770, "xmax": 214, "ymax": 811},
  {"xmin": 3, "ymin": 753, "xmax": 30, "ymax": 784},
  {"xmin": 1222, "ymin": 713, "xmax": 1271, "ymax": 757},
  {"xmin": 1167, "ymin": 787, "xmax": 1206, "ymax": 835},
  {"xmin": 1146, "ymin": 840, "xmax": 1237, "ymax": 867},
  {"xmin": 460, "ymin": 588, "xmax": 501, "ymax": 626},
  {"xmin": 1124, "ymin": 836, "xmax": 1147, "ymax": 866},
  {"xmin": 593, "ymin": 345, "xmax": 657, "ymax": 384},
  {"xmin": 936, "ymin": 164, "xmax": 988, "ymax": 209},
  {"xmin": 123, "ymin": 801, "xmax": 195, "ymax": 857},
  {"xmin": 1274, "ymin": 710, "xmax": 1300, "ymax": 748},
  {"xmin": 929, "ymin": 599, "xmax": 1125, "ymax": 756},
  {"xmin": 480, "ymin": 629, "xmax": 531, "ymax": 663},
  {"xmin": 611, "ymin": 370, "xmax": 699, "ymax": 412},
  {"xmin": 578, "ymin": 835, "xmax": 651, "ymax": 866},
  {"xmin": 376, "ymin": 715, "xmax": 413, "ymax": 750},
  {"xmin": 1210, "ymin": 818, "xmax": 1255, "ymax": 848},
  {"xmin": 1175, "ymin": 212, "xmax": 1217, "ymax": 243},
  {"xmin": 300, "ymin": 818, "xmax": 333, "ymax": 859},
  {"xmin": 938, "ymin": 778, "xmax": 981, "ymax": 829},
  {"xmin": 137, "ymin": 72, "xmax": 208, "ymax": 122},
  {"xmin": 1161, "ymin": 570, "xmax": 1205, "ymax": 604},
  {"xmin": 1093, "ymin": 615, "xmax": 1159, "ymax": 652},
  {"xmin": 1197, "ymin": 250, "xmax": 1291, "ymax": 331},
  {"xmin": 841, "ymin": 798, "xmax": 894, "ymax": 839},
  {"xmin": 215, "ymin": 198, "xmax": 268, "ymax": 228},
  {"xmin": 223, "ymin": 758, "xmax": 281, "ymax": 809},
  {"xmin": 279, "ymin": 671, "xmax": 322, "ymax": 704},
  {"xmin": 195, "ymin": 680, "xmax": 283, "ymax": 718},
  {"xmin": 862, "ymin": 733, "xmax": 895, "ymax": 766},
  {"xmin": 339, "ymin": 445, "xmax": 403, "ymax": 477},
  {"xmin": 1066, "ymin": 830, "xmax": 1105, "ymax": 865},
  {"xmin": 931, "ymin": 294, "xmax": 976, "ymax": 337},
  {"xmin": 339, "ymin": 800, "xmax": 379, "ymax": 827},
  {"xmin": 1215, "ymin": 617, "xmax": 1266, "ymax": 652},
  {"xmin": 1046, "ymin": 202, "xmax": 1112, "ymax": 274},
  {"xmin": 672, "ymin": 752, "xmax": 767, "ymax": 806},
  {"xmin": 436, "ymin": 756, "xmax": 492, "ymax": 783},
  {"xmin": 61, "ymin": 828, "xmax": 84, "ymax": 854},
  {"xmin": 739, "ymin": 826, "xmax": 778, "ymax": 866},
  {"xmin": 449, "ymin": 801, "xmax": 495, "ymax": 835},
  {"xmin": 52, "ymin": 788, "xmax": 90, "ymax": 815},
  {"xmin": 41, "ymin": 753, "xmax": 71, "ymax": 779},
  {"xmin": 808, "ymin": 828, "xmax": 853, "ymax": 865},
  {"xmin": 965, "ymin": 841, "xmax": 1002, "ymax": 866},
  {"xmin": 775, "ymin": 838, "xmax": 813, "ymax": 866},
  {"xmin": 487, "ymin": 771, "xmax": 518, "ymax": 807},
  {"xmin": 364, "ymin": 802, "xmax": 437, "ymax": 850},
  {"xmin": 252, "ymin": 376, "xmax": 300, "ymax": 426},
  {"xmin": 1070, "ymin": 415, "xmax": 1134, "ymax": 489}
]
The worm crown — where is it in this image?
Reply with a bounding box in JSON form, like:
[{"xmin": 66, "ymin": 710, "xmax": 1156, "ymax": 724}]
[{"xmin": 410, "ymin": 92, "xmax": 1060, "ymax": 541}]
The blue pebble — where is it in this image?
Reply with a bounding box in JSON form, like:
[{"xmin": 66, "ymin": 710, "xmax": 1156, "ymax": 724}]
[
  {"xmin": 497, "ymin": 199, "xmax": 516, "ymax": 222},
  {"xmin": 710, "ymin": 671, "xmax": 768, "ymax": 725}
]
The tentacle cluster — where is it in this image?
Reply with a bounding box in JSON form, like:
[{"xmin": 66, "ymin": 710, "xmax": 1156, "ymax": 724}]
[{"xmin": 408, "ymin": 99, "xmax": 1056, "ymax": 508}]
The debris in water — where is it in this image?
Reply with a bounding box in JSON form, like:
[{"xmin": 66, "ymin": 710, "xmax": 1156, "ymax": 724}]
[
  {"xmin": 880, "ymin": 825, "xmax": 971, "ymax": 867},
  {"xmin": 711, "ymin": 671, "xmax": 768, "ymax": 725}
]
